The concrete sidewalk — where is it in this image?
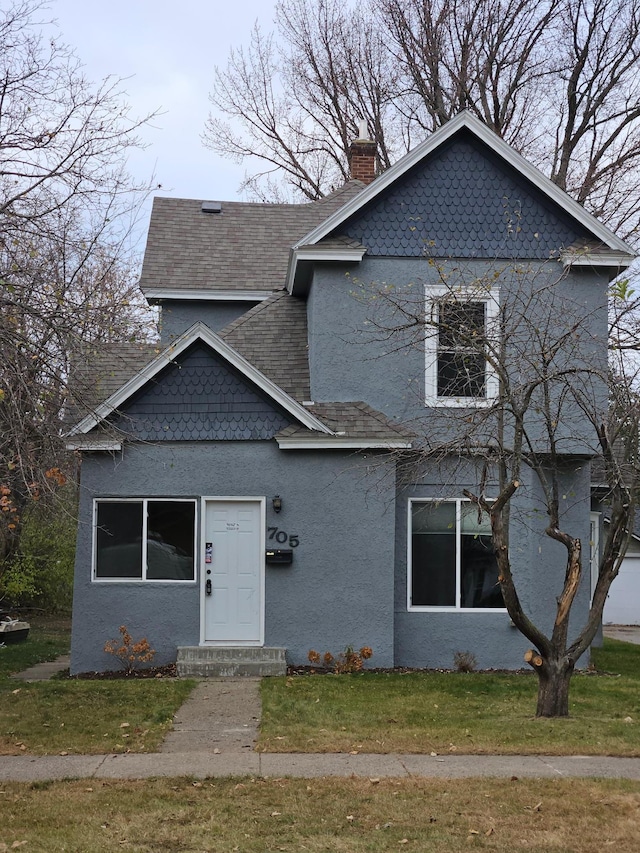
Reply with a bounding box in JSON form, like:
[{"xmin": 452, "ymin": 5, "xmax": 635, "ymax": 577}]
[{"xmin": 2, "ymin": 750, "xmax": 640, "ymax": 782}]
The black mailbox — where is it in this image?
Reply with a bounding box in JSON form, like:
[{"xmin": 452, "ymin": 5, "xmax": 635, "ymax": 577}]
[{"xmin": 266, "ymin": 549, "xmax": 293, "ymax": 566}]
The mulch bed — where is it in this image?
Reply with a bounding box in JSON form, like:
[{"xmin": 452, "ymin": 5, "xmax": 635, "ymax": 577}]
[
  {"xmin": 57, "ymin": 664, "xmax": 610, "ymax": 680},
  {"xmin": 59, "ymin": 663, "xmax": 178, "ymax": 680}
]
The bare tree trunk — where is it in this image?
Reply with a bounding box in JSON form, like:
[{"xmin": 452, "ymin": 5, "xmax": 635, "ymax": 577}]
[{"xmin": 531, "ymin": 655, "xmax": 575, "ymax": 717}]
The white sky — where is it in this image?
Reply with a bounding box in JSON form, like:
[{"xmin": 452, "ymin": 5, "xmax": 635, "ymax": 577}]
[{"xmin": 51, "ymin": 0, "xmax": 277, "ymax": 203}]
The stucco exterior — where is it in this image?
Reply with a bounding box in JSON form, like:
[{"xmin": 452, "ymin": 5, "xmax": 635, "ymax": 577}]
[{"xmin": 71, "ymin": 442, "xmax": 397, "ymax": 673}]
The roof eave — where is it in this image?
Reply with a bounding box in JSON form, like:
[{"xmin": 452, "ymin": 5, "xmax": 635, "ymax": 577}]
[
  {"xmin": 286, "ymin": 246, "xmax": 367, "ymax": 295},
  {"xmin": 65, "ymin": 439, "xmax": 123, "ymax": 452},
  {"xmin": 144, "ymin": 288, "xmax": 274, "ymax": 303},
  {"xmin": 276, "ymin": 437, "xmax": 412, "ymax": 450},
  {"xmin": 560, "ymin": 251, "xmax": 635, "ymax": 269}
]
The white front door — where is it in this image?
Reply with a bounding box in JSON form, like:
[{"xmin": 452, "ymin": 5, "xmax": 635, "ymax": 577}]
[{"xmin": 202, "ymin": 499, "xmax": 264, "ymax": 644}]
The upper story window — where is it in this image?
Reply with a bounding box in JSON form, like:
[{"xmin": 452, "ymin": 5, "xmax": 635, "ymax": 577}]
[
  {"xmin": 425, "ymin": 287, "xmax": 499, "ymax": 406},
  {"xmin": 94, "ymin": 499, "xmax": 196, "ymax": 582}
]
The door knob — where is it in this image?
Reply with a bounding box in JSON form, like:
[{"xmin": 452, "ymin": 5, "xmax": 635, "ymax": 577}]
[{"xmin": 206, "ymin": 579, "xmax": 212, "ymax": 595}]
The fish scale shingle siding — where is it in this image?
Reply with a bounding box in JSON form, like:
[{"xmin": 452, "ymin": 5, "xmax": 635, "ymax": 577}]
[
  {"xmin": 108, "ymin": 343, "xmax": 293, "ymax": 441},
  {"xmin": 338, "ymin": 132, "xmax": 589, "ymax": 258}
]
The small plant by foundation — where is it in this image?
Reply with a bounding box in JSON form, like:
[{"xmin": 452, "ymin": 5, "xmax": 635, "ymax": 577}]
[
  {"xmin": 104, "ymin": 625, "xmax": 155, "ymax": 674},
  {"xmin": 308, "ymin": 645, "xmax": 373, "ymax": 673},
  {"xmin": 453, "ymin": 650, "xmax": 477, "ymax": 673}
]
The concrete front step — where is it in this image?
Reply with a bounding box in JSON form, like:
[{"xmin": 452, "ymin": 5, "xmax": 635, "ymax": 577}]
[{"xmin": 177, "ymin": 646, "xmax": 287, "ymax": 677}]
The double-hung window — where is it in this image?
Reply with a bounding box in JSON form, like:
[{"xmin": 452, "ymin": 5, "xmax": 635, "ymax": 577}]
[
  {"xmin": 408, "ymin": 499, "xmax": 504, "ymax": 610},
  {"xmin": 425, "ymin": 286, "xmax": 499, "ymax": 405},
  {"xmin": 94, "ymin": 499, "xmax": 196, "ymax": 581}
]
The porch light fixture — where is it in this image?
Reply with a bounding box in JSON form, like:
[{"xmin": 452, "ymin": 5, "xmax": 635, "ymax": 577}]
[{"xmin": 272, "ymin": 495, "xmax": 282, "ymax": 513}]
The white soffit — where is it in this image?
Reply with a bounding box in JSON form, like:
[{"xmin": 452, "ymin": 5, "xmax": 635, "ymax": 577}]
[
  {"xmin": 144, "ymin": 289, "xmax": 272, "ymax": 302},
  {"xmin": 277, "ymin": 437, "xmax": 412, "ymax": 450},
  {"xmin": 286, "ymin": 245, "xmax": 367, "ymax": 293},
  {"xmin": 68, "ymin": 321, "xmax": 333, "ymax": 437},
  {"xmin": 65, "ymin": 439, "xmax": 122, "ymax": 452},
  {"xmin": 293, "ymin": 111, "xmax": 635, "ymax": 257},
  {"xmin": 560, "ymin": 250, "xmax": 634, "ymax": 269}
]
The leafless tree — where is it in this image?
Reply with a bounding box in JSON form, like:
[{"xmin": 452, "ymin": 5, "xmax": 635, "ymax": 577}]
[
  {"xmin": 0, "ymin": 1, "xmax": 157, "ymax": 575},
  {"xmin": 353, "ymin": 257, "xmax": 639, "ymax": 716},
  {"xmin": 206, "ymin": 0, "xmax": 640, "ymax": 242}
]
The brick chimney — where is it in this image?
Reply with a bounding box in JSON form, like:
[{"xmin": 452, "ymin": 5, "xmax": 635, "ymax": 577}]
[{"xmin": 348, "ymin": 120, "xmax": 377, "ymax": 185}]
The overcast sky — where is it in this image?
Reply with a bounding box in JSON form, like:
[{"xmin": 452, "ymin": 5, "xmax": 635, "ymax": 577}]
[{"xmin": 51, "ymin": 0, "xmax": 277, "ymax": 203}]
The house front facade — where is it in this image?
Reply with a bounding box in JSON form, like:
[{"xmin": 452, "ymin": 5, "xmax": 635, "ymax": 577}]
[{"xmin": 67, "ymin": 113, "xmax": 634, "ymax": 675}]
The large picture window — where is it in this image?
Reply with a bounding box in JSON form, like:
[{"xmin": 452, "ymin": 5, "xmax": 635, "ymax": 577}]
[
  {"xmin": 425, "ymin": 288, "xmax": 499, "ymax": 406},
  {"xmin": 409, "ymin": 499, "xmax": 504, "ymax": 610},
  {"xmin": 94, "ymin": 499, "xmax": 196, "ymax": 581}
]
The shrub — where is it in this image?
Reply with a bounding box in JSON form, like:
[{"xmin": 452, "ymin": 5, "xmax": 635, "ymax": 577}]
[
  {"xmin": 453, "ymin": 650, "xmax": 477, "ymax": 673},
  {"xmin": 308, "ymin": 645, "xmax": 373, "ymax": 673},
  {"xmin": 104, "ymin": 625, "xmax": 156, "ymax": 674}
]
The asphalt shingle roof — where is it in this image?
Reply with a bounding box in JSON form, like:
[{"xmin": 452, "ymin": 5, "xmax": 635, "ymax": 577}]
[
  {"xmin": 139, "ymin": 182, "xmax": 365, "ymax": 295},
  {"xmin": 66, "ymin": 340, "xmax": 159, "ymax": 427},
  {"xmin": 276, "ymin": 402, "xmax": 415, "ymax": 443},
  {"xmin": 219, "ymin": 291, "xmax": 310, "ymax": 401}
]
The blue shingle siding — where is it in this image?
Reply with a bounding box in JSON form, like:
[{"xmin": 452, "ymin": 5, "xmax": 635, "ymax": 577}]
[
  {"xmin": 108, "ymin": 343, "xmax": 293, "ymax": 441},
  {"xmin": 339, "ymin": 131, "xmax": 589, "ymax": 258}
]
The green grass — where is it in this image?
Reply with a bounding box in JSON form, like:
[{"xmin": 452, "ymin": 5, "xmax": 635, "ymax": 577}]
[
  {"xmin": 0, "ymin": 679, "xmax": 194, "ymax": 754},
  {"xmin": 1, "ymin": 776, "xmax": 639, "ymax": 852},
  {"xmin": 259, "ymin": 638, "xmax": 640, "ymax": 756},
  {"xmin": 0, "ymin": 614, "xmax": 195, "ymax": 755},
  {"xmin": 0, "ymin": 613, "xmax": 70, "ymax": 681}
]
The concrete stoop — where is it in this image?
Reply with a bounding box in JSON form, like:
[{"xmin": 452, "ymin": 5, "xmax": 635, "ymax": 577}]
[{"xmin": 177, "ymin": 646, "xmax": 286, "ymax": 677}]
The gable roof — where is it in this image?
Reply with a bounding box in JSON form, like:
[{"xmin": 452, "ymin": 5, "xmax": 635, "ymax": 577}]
[
  {"xmin": 66, "ymin": 322, "xmax": 332, "ymax": 440},
  {"xmin": 287, "ymin": 111, "xmax": 635, "ymax": 292},
  {"xmin": 139, "ymin": 181, "xmax": 366, "ymax": 299}
]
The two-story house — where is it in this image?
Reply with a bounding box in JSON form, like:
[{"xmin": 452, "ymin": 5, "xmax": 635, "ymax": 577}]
[{"xmin": 66, "ymin": 112, "xmax": 634, "ymax": 675}]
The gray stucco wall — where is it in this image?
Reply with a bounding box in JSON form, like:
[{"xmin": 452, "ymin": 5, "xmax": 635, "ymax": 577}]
[
  {"xmin": 159, "ymin": 301, "xmax": 259, "ymax": 342},
  {"xmin": 307, "ymin": 257, "xmax": 608, "ymax": 453},
  {"xmin": 393, "ymin": 458, "xmax": 592, "ymax": 669},
  {"xmin": 70, "ymin": 441, "xmax": 397, "ymax": 673}
]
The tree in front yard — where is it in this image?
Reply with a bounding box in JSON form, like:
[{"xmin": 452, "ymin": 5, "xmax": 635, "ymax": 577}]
[
  {"xmin": 0, "ymin": 1, "xmax": 157, "ymax": 580},
  {"xmin": 357, "ymin": 256, "xmax": 639, "ymax": 717}
]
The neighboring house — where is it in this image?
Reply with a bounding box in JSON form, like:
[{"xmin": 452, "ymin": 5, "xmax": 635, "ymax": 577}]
[
  {"xmin": 66, "ymin": 112, "xmax": 635, "ymax": 675},
  {"xmin": 601, "ymin": 520, "xmax": 640, "ymax": 626}
]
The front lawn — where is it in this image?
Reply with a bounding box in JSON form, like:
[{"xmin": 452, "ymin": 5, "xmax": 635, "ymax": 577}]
[
  {"xmin": 1, "ymin": 776, "xmax": 639, "ymax": 852},
  {"xmin": 0, "ymin": 615, "xmax": 195, "ymax": 755},
  {"xmin": 259, "ymin": 639, "xmax": 640, "ymax": 755}
]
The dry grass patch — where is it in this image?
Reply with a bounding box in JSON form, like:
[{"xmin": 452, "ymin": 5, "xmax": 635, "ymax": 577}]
[
  {"xmin": 0, "ymin": 776, "xmax": 639, "ymax": 852},
  {"xmin": 260, "ymin": 641, "xmax": 640, "ymax": 756}
]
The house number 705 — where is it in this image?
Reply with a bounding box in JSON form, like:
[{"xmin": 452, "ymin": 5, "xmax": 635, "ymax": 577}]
[{"xmin": 267, "ymin": 527, "xmax": 299, "ymax": 547}]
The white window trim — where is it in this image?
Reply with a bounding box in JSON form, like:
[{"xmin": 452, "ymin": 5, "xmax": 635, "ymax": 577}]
[
  {"xmin": 407, "ymin": 497, "xmax": 506, "ymax": 612},
  {"xmin": 92, "ymin": 498, "xmax": 198, "ymax": 583},
  {"xmin": 424, "ymin": 285, "xmax": 500, "ymax": 407}
]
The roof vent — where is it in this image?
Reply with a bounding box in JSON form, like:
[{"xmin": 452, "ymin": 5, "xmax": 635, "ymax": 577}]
[{"xmin": 201, "ymin": 201, "xmax": 222, "ymax": 213}]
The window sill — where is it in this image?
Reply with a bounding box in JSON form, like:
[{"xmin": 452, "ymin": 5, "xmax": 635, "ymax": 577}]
[
  {"xmin": 408, "ymin": 606, "xmax": 507, "ymax": 613},
  {"xmin": 92, "ymin": 578, "xmax": 197, "ymax": 584},
  {"xmin": 425, "ymin": 397, "xmax": 497, "ymax": 408}
]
